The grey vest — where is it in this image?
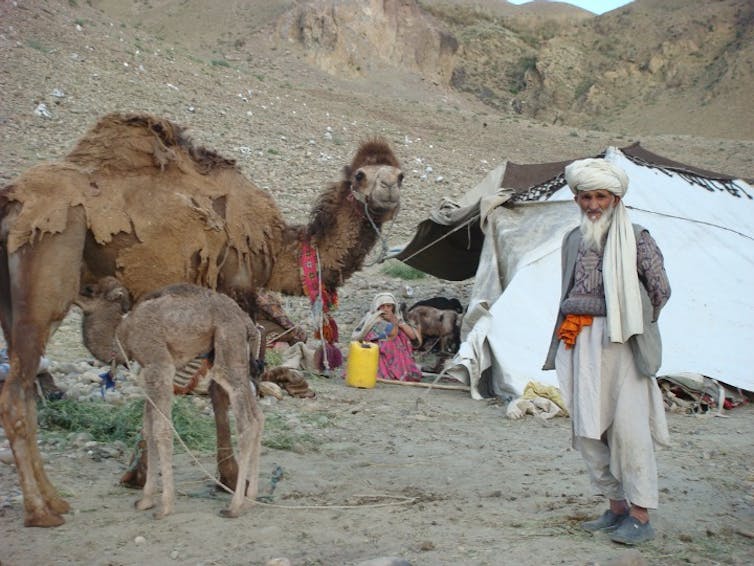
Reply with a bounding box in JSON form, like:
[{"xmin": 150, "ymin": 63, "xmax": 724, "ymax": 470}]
[{"xmin": 542, "ymin": 224, "xmax": 662, "ymax": 377}]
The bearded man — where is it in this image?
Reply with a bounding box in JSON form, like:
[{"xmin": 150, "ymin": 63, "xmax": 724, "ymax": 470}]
[{"xmin": 543, "ymin": 158, "xmax": 671, "ymax": 545}]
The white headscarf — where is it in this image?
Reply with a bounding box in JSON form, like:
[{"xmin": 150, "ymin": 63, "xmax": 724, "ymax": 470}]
[
  {"xmin": 565, "ymin": 158, "xmax": 643, "ymax": 343},
  {"xmin": 371, "ymin": 292, "xmax": 398, "ymax": 313},
  {"xmin": 351, "ymin": 292, "xmax": 404, "ymax": 341}
]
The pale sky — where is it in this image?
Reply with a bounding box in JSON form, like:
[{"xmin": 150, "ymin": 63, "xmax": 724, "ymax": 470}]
[{"xmin": 507, "ymin": 0, "xmax": 634, "ymax": 15}]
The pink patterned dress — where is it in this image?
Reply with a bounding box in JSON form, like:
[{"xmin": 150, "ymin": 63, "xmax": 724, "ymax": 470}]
[{"xmin": 364, "ymin": 327, "xmax": 422, "ymax": 382}]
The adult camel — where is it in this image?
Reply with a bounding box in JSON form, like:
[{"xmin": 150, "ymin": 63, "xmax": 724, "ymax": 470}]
[{"xmin": 0, "ymin": 112, "xmax": 404, "ymax": 527}]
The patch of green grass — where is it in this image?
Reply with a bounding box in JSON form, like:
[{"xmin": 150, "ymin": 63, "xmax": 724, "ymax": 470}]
[
  {"xmin": 27, "ymin": 39, "xmax": 50, "ymax": 53},
  {"xmin": 262, "ymin": 412, "xmax": 335, "ymax": 450},
  {"xmin": 265, "ymin": 350, "xmax": 283, "ymax": 368},
  {"xmin": 37, "ymin": 397, "xmax": 217, "ymax": 452},
  {"xmin": 38, "ymin": 390, "xmax": 336, "ymax": 455},
  {"xmin": 210, "ymin": 59, "xmax": 230, "ymax": 68},
  {"xmin": 380, "ymin": 259, "xmax": 427, "ymax": 280},
  {"xmin": 574, "ymin": 79, "xmax": 594, "ymax": 100}
]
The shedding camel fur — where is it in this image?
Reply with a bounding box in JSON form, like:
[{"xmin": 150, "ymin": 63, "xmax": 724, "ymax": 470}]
[
  {"xmin": 75, "ymin": 277, "xmax": 263, "ymax": 519},
  {"xmin": 0, "ymin": 112, "xmax": 403, "ymax": 527}
]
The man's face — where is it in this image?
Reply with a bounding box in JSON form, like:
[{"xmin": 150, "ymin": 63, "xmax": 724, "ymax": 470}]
[{"xmin": 575, "ymin": 189, "xmax": 618, "ymax": 221}]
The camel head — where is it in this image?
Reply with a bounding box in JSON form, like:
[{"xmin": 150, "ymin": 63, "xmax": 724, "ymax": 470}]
[
  {"xmin": 306, "ymin": 137, "xmax": 403, "ymax": 247},
  {"xmin": 75, "ymin": 276, "xmax": 132, "ymax": 315},
  {"xmin": 343, "ymin": 138, "xmax": 403, "ymax": 220}
]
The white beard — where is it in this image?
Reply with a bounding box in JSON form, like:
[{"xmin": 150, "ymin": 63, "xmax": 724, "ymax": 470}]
[{"xmin": 580, "ymin": 204, "xmax": 615, "ymax": 252}]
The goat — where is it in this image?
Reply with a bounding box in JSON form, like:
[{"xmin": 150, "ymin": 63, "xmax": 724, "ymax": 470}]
[{"xmin": 406, "ymin": 305, "xmax": 460, "ymax": 354}]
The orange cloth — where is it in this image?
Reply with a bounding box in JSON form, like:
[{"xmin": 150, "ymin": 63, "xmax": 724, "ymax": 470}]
[{"xmin": 557, "ymin": 314, "xmax": 594, "ymax": 349}]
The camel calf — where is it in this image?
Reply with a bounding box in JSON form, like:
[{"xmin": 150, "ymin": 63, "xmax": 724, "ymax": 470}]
[{"xmin": 76, "ymin": 277, "xmax": 263, "ymax": 519}]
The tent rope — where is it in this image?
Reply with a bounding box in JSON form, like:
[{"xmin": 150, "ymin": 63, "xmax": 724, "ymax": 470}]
[
  {"xmin": 397, "ymin": 214, "xmax": 480, "ymax": 265},
  {"xmin": 625, "ymin": 205, "xmax": 754, "ymax": 241}
]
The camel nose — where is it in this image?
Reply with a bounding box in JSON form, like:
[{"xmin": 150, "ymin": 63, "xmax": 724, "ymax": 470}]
[{"xmin": 379, "ymin": 168, "xmax": 403, "ymax": 193}]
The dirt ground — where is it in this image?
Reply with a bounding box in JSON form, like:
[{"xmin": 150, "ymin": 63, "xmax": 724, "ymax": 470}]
[{"xmin": 1, "ymin": 311, "xmax": 753, "ymax": 566}]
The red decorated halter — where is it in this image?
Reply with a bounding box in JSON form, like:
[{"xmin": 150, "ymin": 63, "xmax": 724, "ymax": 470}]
[{"xmin": 300, "ymin": 239, "xmax": 339, "ymax": 344}]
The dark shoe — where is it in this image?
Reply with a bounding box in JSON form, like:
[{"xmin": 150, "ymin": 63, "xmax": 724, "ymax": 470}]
[
  {"xmin": 610, "ymin": 515, "xmax": 655, "ymax": 545},
  {"xmin": 581, "ymin": 510, "xmax": 629, "ymax": 532}
]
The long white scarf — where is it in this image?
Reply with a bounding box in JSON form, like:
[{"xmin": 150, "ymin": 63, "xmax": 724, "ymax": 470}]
[{"xmin": 603, "ymin": 202, "xmax": 643, "ymax": 343}]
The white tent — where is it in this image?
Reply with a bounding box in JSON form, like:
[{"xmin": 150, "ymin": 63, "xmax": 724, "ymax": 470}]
[{"xmin": 396, "ymin": 145, "xmax": 754, "ymax": 400}]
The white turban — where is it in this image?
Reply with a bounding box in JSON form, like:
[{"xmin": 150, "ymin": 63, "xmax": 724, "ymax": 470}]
[
  {"xmin": 565, "ymin": 158, "xmax": 629, "ymax": 197},
  {"xmin": 566, "ymin": 158, "xmax": 642, "ymax": 343}
]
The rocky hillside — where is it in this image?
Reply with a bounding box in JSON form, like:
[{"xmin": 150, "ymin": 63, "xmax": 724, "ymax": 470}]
[
  {"xmin": 61, "ymin": 0, "xmax": 754, "ymax": 141},
  {"xmin": 272, "ymin": 0, "xmax": 754, "ymax": 139}
]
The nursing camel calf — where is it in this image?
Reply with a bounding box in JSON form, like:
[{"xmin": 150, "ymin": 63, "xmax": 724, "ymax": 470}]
[{"xmin": 75, "ymin": 277, "xmax": 264, "ymax": 519}]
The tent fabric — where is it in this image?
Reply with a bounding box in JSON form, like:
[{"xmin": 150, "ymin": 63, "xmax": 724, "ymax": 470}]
[
  {"xmin": 401, "ymin": 145, "xmax": 754, "ymax": 398},
  {"xmin": 393, "ymin": 165, "xmax": 506, "ymax": 280},
  {"xmin": 394, "ymin": 143, "xmax": 751, "ymax": 281}
]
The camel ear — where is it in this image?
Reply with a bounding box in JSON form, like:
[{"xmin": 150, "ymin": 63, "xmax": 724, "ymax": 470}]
[{"xmin": 105, "ymin": 287, "xmax": 132, "ymax": 313}]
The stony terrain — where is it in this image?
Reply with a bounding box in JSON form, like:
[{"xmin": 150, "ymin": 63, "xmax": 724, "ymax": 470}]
[{"xmin": 1, "ymin": 1, "xmax": 753, "ymax": 565}]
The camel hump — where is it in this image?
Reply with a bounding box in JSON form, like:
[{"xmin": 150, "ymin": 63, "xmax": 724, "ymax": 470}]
[
  {"xmin": 350, "ymin": 137, "xmax": 401, "ymax": 170},
  {"xmin": 65, "ymin": 112, "xmax": 236, "ymax": 174}
]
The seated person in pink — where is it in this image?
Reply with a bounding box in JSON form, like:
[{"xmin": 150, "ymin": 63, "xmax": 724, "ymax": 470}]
[{"xmin": 351, "ymin": 292, "xmax": 422, "ymax": 382}]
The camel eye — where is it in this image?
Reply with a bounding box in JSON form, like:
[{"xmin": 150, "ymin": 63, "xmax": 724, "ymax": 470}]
[
  {"xmin": 355, "ymin": 170, "xmax": 366, "ymax": 182},
  {"xmin": 397, "ymin": 172, "xmax": 404, "ymax": 185}
]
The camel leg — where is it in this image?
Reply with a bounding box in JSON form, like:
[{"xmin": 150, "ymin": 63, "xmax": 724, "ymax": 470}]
[
  {"xmin": 244, "ymin": 391, "xmax": 264, "ymax": 504},
  {"xmin": 135, "ymin": 393, "xmax": 158, "ymax": 512},
  {"xmin": 0, "ymin": 366, "xmax": 66, "ymax": 527},
  {"xmin": 0, "ymin": 208, "xmax": 86, "ymax": 527},
  {"xmin": 214, "ymin": 365, "xmax": 261, "ymax": 518},
  {"xmin": 137, "ymin": 363, "xmax": 176, "ymax": 518},
  {"xmin": 208, "ymin": 380, "xmax": 240, "ymax": 490}
]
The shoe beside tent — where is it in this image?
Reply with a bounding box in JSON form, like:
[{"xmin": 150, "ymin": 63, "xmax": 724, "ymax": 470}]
[{"xmin": 395, "ymin": 143, "xmax": 754, "ymax": 400}]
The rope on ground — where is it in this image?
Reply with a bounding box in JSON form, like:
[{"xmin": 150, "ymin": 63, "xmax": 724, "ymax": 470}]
[{"xmin": 250, "ymin": 493, "xmax": 417, "ymax": 510}]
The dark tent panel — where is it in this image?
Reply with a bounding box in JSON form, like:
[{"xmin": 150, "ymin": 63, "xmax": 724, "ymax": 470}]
[
  {"xmin": 394, "ymin": 142, "xmax": 749, "ymax": 281},
  {"xmin": 395, "ymin": 217, "xmax": 484, "ymax": 281}
]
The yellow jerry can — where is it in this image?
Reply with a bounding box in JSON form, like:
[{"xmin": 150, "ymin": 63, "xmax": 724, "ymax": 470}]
[{"xmin": 345, "ymin": 341, "xmax": 379, "ymax": 389}]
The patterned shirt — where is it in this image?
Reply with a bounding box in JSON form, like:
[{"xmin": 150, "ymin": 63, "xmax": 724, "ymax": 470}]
[{"xmin": 561, "ymin": 230, "xmax": 671, "ymax": 320}]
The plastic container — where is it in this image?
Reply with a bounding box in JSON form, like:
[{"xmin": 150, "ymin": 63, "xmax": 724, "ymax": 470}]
[{"xmin": 345, "ymin": 341, "xmax": 379, "ymax": 389}]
